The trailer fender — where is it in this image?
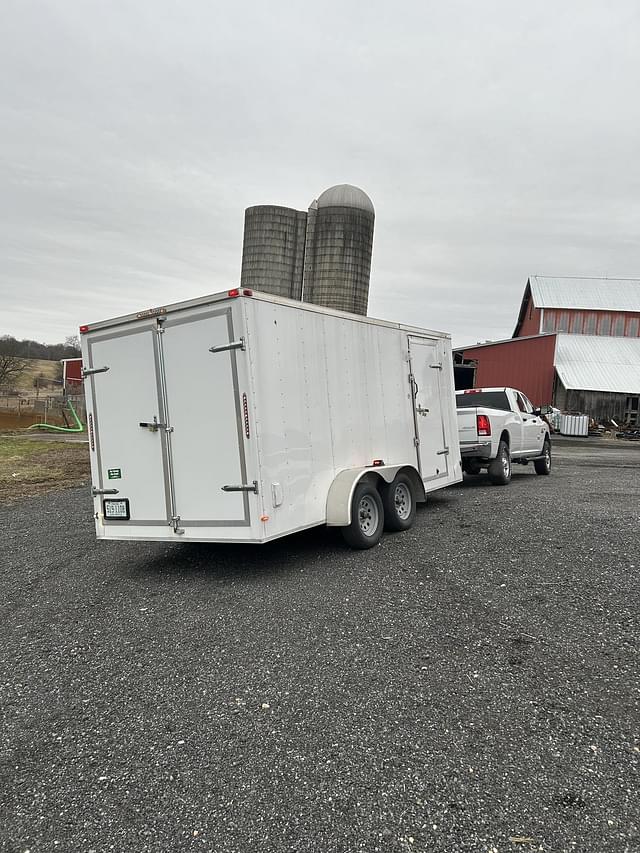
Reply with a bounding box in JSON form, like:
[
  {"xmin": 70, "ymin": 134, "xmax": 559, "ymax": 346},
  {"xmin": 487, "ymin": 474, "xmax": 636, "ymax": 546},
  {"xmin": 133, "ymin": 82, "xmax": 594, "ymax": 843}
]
[{"xmin": 326, "ymin": 465, "xmax": 425, "ymax": 527}]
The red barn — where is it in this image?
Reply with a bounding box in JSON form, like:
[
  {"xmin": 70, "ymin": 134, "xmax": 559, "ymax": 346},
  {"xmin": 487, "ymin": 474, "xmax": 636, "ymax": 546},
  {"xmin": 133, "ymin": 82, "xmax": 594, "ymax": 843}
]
[{"xmin": 457, "ymin": 276, "xmax": 640, "ymax": 425}]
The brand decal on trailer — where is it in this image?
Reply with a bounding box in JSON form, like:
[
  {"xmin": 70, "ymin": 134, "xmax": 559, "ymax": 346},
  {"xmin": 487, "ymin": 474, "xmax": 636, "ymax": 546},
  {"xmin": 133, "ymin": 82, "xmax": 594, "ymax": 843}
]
[{"xmin": 107, "ymin": 468, "xmax": 122, "ymax": 480}]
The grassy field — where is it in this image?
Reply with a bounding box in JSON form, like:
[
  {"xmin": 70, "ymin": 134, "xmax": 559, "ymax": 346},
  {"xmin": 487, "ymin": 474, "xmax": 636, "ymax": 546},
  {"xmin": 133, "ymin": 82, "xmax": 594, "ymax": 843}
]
[
  {"xmin": 13, "ymin": 357, "xmax": 62, "ymax": 392},
  {"xmin": 0, "ymin": 436, "xmax": 90, "ymax": 504}
]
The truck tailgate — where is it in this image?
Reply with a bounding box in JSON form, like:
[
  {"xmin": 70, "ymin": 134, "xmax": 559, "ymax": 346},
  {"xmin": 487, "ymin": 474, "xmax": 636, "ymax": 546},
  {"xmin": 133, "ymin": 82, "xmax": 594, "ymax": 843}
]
[{"xmin": 457, "ymin": 408, "xmax": 478, "ymax": 442}]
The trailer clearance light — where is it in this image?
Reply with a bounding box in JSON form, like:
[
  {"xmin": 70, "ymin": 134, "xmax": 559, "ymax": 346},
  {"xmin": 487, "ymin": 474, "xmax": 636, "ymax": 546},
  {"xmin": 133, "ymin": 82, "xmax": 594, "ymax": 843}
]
[
  {"xmin": 79, "ymin": 325, "xmax": 89, "ymax": 333},
  {"xmin": 477, "ymin": 414, "xmax": 491, "ymax": 436},
  {"xmin": 242, "ymin": 289, "xmax": 253, "ymax": 296},
  {"xmin": 228, "ymin": 289, "xmax": 241, "ymax": 298},
  {"xmin": 372, "ymin": 459, "xmax": 385, "ymax": 466},
  {"xmin": 464, "ymin": 389, "xmax": 481, "ymax": 394}
]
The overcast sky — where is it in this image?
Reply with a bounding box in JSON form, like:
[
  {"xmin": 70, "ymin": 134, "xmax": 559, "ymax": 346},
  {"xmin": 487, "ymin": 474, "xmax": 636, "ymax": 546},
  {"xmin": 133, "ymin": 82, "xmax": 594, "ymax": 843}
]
[{"xmin": 2, "ymin": 0, "xmax": 640, "ymax": 348}]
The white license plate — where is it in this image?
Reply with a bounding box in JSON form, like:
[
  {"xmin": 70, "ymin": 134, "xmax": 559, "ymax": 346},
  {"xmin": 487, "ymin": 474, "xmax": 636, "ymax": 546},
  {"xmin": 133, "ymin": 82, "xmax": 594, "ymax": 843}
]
[{"xmin": 103, "ymin": 498, "xmax": 130, "ymax": 520}]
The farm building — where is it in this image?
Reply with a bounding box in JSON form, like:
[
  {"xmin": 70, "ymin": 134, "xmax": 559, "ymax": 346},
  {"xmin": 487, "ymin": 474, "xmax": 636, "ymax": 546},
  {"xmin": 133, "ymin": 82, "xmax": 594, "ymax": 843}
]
[{"xmin": 457, "ymin": 276, "xmax": 640, "ymax": 425}]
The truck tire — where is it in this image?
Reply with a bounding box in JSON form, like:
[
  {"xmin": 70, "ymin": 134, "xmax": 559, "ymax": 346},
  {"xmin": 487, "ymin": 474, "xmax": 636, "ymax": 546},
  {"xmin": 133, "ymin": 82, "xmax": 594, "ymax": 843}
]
[
  {"xmin": 381, "ymin": 473, "xmax": 416, "ymax": 532},
  {"xmin": 462, "ymin": 460, "xmax": 481, "ymax": 475},
  {"xmin": 341, "ymin": 482, "xmax": 384, "ymax": 549},
  {"xmin": 488, "ymin": 440, "xmax": 511, "ymax": 485},
  {"xmin": 534, "ymin": 438, "xmax": 551, "ymax": 475}
]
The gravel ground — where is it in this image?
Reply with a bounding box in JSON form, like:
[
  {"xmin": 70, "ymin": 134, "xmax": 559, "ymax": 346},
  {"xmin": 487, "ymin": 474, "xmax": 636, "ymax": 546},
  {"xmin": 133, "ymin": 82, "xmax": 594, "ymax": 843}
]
[{"xmin": 1, "ymin": 441, "xmax": 639, "ymax": 853}]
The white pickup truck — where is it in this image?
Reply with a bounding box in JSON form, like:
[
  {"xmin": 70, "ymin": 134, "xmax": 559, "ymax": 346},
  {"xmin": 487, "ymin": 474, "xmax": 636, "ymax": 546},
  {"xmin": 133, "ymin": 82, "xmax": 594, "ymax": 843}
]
[{"xmin": 456, "ymin": 387, "xmax": 551, "ymax": 485}]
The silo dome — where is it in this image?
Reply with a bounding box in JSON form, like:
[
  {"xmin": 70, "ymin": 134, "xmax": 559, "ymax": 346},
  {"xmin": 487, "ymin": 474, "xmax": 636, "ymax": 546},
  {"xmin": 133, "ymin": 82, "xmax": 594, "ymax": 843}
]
[{"xmin": 316, "ymin": 184, "xmax": 375, "ymax": 214}]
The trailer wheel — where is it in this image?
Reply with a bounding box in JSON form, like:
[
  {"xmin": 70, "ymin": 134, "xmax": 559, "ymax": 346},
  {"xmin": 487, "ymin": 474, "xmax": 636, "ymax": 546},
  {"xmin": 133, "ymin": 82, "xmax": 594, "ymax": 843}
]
[
  {"xmin": 381, "ymin": 473, "xmax": 416, "ymax": 531},
  {"xmin": 341, "ymin": 482, "xmax": 384, "ymax": 549},
  {"xmin": 488, "ymin": 440, "xmax": 511, "ymax": 485},
  {"xmin": 534, "ymin": 438, "xmax": 551, "ymax": 475}
]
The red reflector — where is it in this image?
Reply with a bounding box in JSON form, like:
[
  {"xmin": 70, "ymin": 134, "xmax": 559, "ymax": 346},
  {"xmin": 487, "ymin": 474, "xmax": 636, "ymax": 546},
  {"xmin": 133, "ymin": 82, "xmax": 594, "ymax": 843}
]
[
  {"xmin": 242, "ymin": 289, "xmax": 253, "ymax": 297},
  {"xmin": 464, "ymin": 389, "xmax": 481, "ymax": 394},
  {"xmin": 79, "ymin": 325, "xmax": 89, "ymax": 333},
  {"xmin": 372, "ymin": 459, "xmax": 385, "ymax": 467},
  {"xmin": 228, "ymin": 288, "xmax": 240, "ymax": 298},
  {"xmin": 477, "ymin": 414, "xmax": 491, "ymax": 436}
]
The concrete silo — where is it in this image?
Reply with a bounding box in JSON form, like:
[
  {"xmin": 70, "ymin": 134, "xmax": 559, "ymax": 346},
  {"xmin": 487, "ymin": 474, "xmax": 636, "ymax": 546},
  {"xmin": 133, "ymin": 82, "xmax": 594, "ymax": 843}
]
[
  {"xmin": 301, "ymin": 184, "xmax": 375, "ymax": 316},
  {"xmin": 240, "ymin": 205, "xmax": 307, "ymax": 299}
]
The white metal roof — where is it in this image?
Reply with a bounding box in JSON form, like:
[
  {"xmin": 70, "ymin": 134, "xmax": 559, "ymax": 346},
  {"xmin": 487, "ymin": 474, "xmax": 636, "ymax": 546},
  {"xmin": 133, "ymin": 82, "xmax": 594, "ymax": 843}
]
[
  {"xmin": 530, "ymin": 276, "xmax": 640, "ymax": 311},
  {"xmin": 554, "ymin": 334, "xmax": 640, "ymax": 393}
]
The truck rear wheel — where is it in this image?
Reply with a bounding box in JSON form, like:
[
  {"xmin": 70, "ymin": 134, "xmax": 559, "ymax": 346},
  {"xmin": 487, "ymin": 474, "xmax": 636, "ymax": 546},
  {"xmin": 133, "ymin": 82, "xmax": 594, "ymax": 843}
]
[
  {"xmin": 534, "ymin": 438, "xmax": 551, "ymax": 475},
  {"xmin": 341, "ymin": 482, "xmax": 384, "ymax": 549},
  {"xmin": 381, "ymin": 473, "xmax": 416, "ymax": 531},
  {"xmin": 488, "ymin": 440, "xmax": 511, "ymax": 485}
]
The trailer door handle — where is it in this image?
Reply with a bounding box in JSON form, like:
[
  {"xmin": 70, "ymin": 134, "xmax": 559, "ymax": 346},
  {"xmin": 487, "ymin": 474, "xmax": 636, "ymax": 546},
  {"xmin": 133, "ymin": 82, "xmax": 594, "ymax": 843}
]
[
  {"xmin": 92, "ymin": 487, "xmax": 119, "ymax": 496},
  {"xmin": 139, "ymin": 416, "xmax": 169, "ymax": 432},
  {"xmin": 82, "ymin": 366, "xmax": 110, "ymax": 378},
  {"xmin": 209, "ymin": 338, "xmax": 245, "ymax": 354},
  {"xmin": 221, "ymin": 481, "xmax": 259, "ymax": 495}
]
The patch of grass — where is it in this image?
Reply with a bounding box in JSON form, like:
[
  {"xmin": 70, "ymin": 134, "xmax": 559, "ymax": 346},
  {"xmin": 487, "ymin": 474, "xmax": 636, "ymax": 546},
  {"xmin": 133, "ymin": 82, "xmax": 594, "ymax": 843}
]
[{"xmin": 0, "ymin": 436, "xmax": 90, "ymax": 504}]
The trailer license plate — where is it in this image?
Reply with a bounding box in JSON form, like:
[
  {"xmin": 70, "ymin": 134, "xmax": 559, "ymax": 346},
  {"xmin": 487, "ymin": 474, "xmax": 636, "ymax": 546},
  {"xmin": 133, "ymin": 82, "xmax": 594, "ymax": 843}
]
[{"xmin": 103, "ymin": 498, "xmax": 130, "ymax": 520}]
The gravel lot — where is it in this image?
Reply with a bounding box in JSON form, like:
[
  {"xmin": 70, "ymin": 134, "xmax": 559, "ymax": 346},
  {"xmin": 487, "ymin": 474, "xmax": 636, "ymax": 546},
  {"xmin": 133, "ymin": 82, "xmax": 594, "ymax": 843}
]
[{"xmin": 1, "ymin": 440, "xmax": 639, "ymax": 853}]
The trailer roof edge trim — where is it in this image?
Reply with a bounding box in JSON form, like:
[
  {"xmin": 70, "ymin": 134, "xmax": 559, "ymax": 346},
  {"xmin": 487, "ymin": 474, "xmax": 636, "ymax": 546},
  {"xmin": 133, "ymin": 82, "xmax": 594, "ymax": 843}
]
[{"xmin": 80, "ymin": 289, "xmax": 450, "ymax": 339}]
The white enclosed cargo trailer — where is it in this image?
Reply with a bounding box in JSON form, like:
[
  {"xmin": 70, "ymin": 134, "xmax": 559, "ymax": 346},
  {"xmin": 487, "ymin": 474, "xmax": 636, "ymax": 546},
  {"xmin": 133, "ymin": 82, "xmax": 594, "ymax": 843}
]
[{"xmin": 80, "ymin": 289, "xmax": 461, "ymax": 548}]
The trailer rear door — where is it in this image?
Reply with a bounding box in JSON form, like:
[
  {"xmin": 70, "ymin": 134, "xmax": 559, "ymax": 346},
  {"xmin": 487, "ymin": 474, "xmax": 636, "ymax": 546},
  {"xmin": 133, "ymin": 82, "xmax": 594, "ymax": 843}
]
[
  {"xmin": 161, "ymin": 310, "xmax": 250, "ymax": 526},
  {"xmin": 86, "ymin": 324, "xmax": 170, "ymax": 524}
]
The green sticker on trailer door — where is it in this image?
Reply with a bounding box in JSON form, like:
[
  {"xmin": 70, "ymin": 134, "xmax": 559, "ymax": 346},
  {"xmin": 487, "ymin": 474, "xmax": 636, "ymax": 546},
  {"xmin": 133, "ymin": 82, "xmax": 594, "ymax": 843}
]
[{"xmin": 107, "ymin": 468, "xmax": 122, "ymax": 479}]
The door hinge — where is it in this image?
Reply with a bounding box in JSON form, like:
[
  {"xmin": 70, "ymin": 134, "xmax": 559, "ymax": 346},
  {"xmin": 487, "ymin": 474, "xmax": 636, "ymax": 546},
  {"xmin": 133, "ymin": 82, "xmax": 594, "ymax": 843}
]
[
  {"xmin": 209, "ymin": 338, "xmax": 245, "ymax": 354},
  {"xmin": 82, "ymin": 366, "xmax": 109, "ymax": 378},
  {"xmin": 221, "ymin": 480, "xmax": 259, "ymax": 495},
  {"xmin": 171, "ymin": 515, "xmax": 185, "ymax": 535},
  {"xmin": 92, "ymin": 487, "xmax": 119, "ymax": 496},
  {"xmin": 413, "ymin": 437, "xmax": 420, "ymax": 447},
  {"xmin": 416, "ymin": 405, "xmax": 429, "ymax": 416}
]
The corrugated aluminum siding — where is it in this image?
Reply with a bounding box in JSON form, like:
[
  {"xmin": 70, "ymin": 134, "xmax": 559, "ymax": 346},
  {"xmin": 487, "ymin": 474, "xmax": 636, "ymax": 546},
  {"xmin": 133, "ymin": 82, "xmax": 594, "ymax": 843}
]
[
  {"xmin": 462, "ymin": 335, "xmax": 557, "ymax": 405},
  {"xmin": 554, "ymin": 334, "xmax": 640, "ymax": 393},
  {"xmin": 530, "ymin": 276, "xmax": 640, "ymax": 311}
]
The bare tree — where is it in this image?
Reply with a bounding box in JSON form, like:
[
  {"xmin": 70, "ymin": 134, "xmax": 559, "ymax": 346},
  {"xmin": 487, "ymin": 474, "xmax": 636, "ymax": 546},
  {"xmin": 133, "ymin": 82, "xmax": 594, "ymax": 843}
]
[{"xmin": 0, "ymin": 354, "xmax": 30, "ymax": 387}]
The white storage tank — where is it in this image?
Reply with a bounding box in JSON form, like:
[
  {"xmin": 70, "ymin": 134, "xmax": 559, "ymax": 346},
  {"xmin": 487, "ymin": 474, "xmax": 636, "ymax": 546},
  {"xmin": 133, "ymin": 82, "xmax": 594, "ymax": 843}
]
[{"xmin": 559, "ymin": 414, "xmax": 589, "ymax": 436}]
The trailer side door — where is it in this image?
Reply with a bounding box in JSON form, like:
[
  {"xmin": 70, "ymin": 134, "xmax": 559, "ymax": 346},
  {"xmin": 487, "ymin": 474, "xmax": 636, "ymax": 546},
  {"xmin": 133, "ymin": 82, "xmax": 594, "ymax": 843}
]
[{"xmin": 408, "ymin": 336, "xmax": 450, "ymax": 482}]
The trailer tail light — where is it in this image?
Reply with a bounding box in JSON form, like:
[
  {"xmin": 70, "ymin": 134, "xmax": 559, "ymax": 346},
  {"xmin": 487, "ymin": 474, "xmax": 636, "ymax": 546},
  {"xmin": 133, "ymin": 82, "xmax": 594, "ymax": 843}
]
[{"xmin": 477, "ymin": 414, "xmax": 491, "ymax": 436}]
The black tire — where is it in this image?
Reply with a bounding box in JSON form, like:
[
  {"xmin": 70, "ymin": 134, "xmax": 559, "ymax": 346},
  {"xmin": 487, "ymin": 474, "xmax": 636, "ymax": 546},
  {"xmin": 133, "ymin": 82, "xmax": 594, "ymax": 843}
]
[
  {"xmin": 462, "ymin": 461, "xmax": 482, "ymax": 475},
  {"xmin": 488, "ymin": 440, "xmax": 511, "ymax": 485},
  {"xmin": 341, "ymin": 481, "xmax": 384, "ymax": 549},
  {"xmin": 534, "ymin": 438, "xmax": 551, "ymax": 475},
  {"xmin": 381, "ymin": 473, "xmax": 417, "ymax": 532}
]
